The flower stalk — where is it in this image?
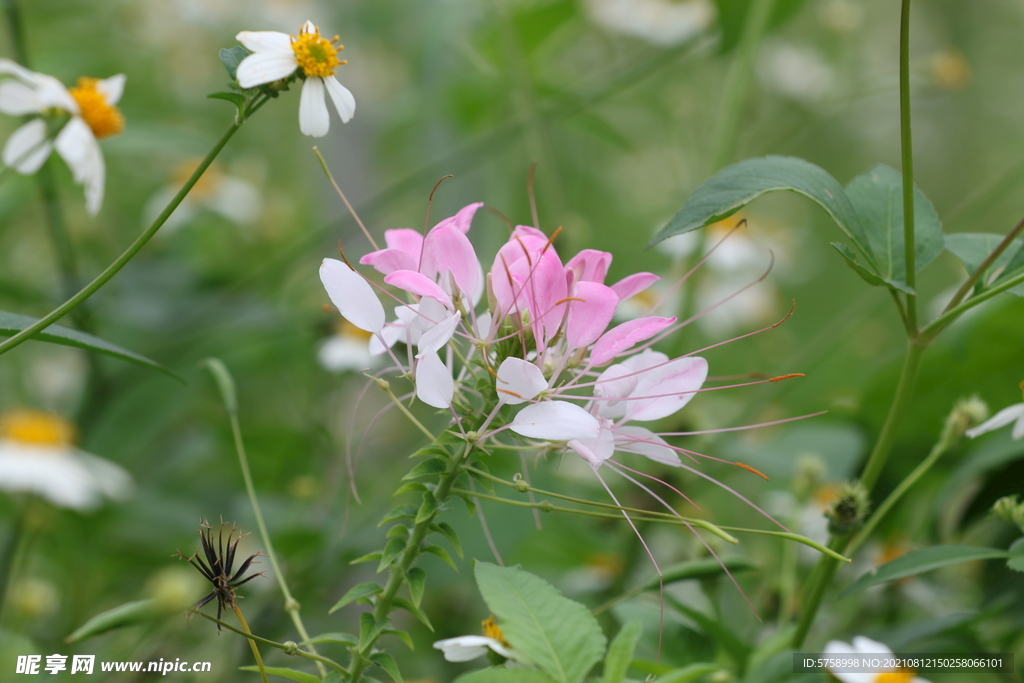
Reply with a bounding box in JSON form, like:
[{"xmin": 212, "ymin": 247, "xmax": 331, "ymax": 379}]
[{"xmin": 231, "ymin": 604, "xmax": 268, "ymax": 683}]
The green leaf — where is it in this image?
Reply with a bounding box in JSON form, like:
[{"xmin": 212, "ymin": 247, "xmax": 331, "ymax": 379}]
[
  {"xmin": 378, "ymin": 537, "xmax": 407, "ymax": 572},
  {"xmin": 431, "ymin": 522, "xmax": 464, "ymax": 558},
  {"xmin": 393, "ymin": 482, "xmax": 428, "ymax": 496},
  {"xmin": 65, "ymin": 599, "xmax": 160, "ymax": 643},
  {"xmin": 392, "ymin": 596, "xmax": 433, "ymax": 631},
  {"xmin": 329, "ymin": 583, "xmax": 383, "ymax": 614},
  {"xmin": 207, "ymin": 91, "xmax": 246, "ymax": 108},
  {"xmin": 641, "ymin": 557, "xmax": 756, "ymax": 591},
  {"xmin": 219, "ymin": 46, "xmax": 250, "ymax": 79},
  {"xmin": 602, "ymin": 620, "xmax": 642, "ymax": 683},
  {"xmin": 0, "ymin": 310, "xmax": 179, "ymax": 380},
  {"xmin": 840, "ymin": 545, "xmax": 1011, "ymax": 598},
  {"xmin": 664, "ymin": 595, "xmax": 750, "ymax": 665},
  {"xmin": 407, "ymin": 567, "xmax": 427, "ymax": 607},
  {"xmin": 238, "ymin": 667, "xmax": 319, "ymax": 683},
  {"xmin": 302, "ymin": 632, "xmax": 357, "ymax": 646},
  {"xmin": 421, "ymin": 544, "xmax": 458, "ymax": 571},
  {"xmin": 371, "ymin": 652, "xmax": 403, "ymax": 683},
  {"xmin": 382, "ymin": 628, "xmax": 415, "ymax": 650},
  {"xmin": 654, "ymin": 664, "xmax": 721, "ymax": 683},
  {"xmin": 322, "ymin": 673, "xmax": 346, "ymax": 683},
  {"xmin": 651, "ymin": 156, "xmax": 870, "ymax": 263},
  {"xmin": 358, "ymin": 613, "xmax": 388, "ymax": 652},
  {"xmin": 1008, "ymin": 537, "xmax": 1024, "ymax": 573},
  {"xmin": 714, "ymin": 0, "xmax": 811, "ymax": 53},
  {"xmin": 831, "ymin": 242, "xmax": 894, "ymax": 290},
  {"xmin": 474, "ymin": 562, "xmax": 606, "ymax": 683},
  {"xmin": 468, "ymin": 461, "xmax": 496, "ymax": 494},
  {"xmin": 380, "ymin": 504, "xmax": 419, "ymax": 526},
  {"xmin": 403, "ymin": 457, "xmax": 448, "ymax": 480},
  {"xmin": 386, "ymin": 525, "xmax": 410, "ymax": 539},
  {"xmin": 844, "ymin": 164, "xmax": 944, "ymax": 290},
  {"xmin": 415, "ymin": 491, "xmax": 440, "ymax": 524},
  {"xmin": 350, "ymin": 551, "xmax": 383, "ymax": 566},
  {"xmin": 456, "ymin": 669, "xmax": 559, "ymax": 683},
  {"xmin": 945, "ymin": 233, "xmax": 1024, "ymax": 296},
  {"xmin": 459, "ymin": 493, "xmax": 478, "ymax": 516}
]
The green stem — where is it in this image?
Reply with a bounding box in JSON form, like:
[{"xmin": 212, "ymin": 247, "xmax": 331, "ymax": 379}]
[
  {"xmin": 232, "ymin": 605, "xmax": 268, "ymax": 683},
  {"xmin": 942, "ymin": 216, "xmax": 1024, "ymax": 315},
  {"xmin": 899, "ymin": 0, "xmax": 918, "ymax": 332},
  {"xmin": 0, "ymin": 506, "xmax": 25, "ymax": 622},
  {"xmin": 791, "ymin": 532, "xmax": 849, "ymax": 647},
  {"xmin": 0, "ymin": 98, "xmax": 266, "ymax": 358},
  {"xmin": 922, "ymin": 270, "xmax": 1024, "ymax": 342}
]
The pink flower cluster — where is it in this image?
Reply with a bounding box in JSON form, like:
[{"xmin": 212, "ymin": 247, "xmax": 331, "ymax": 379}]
[{"xmin": 319, "ymin": 203, "xmax": 723, "ymax": 479}]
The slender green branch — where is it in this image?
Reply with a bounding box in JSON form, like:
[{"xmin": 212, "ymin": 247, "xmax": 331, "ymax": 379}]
[
  {"xmin": 375, "ymin": 377, "xmax": 436, "ymax": 441},
  {"xmin": 312, "ymin": 146, "xmax": 379, "ymax": 251},
  {"xmin": 792, "ymin": 532, "xmax": 848, "ymax": 647},
  {"xmin": 942, "ymin": 216, "xmax": 1024, "ymax": 314},
  {"xmin": 232, "ymin": 605, "xmax": 268, "ymax": 683},
  {"xmin": 0, "ymin": 95, "xmax": 268, "ymax": 358},
  {"xmin": 0, "ymin": 505, "xmax": 26, "ymax": 621},
  {"xmin": 190, "ymin": 610, "xmax": 348, "ymax": 674},
  {"xmin": 899, "ymin": 0, "xmax": 918, "ymax": 331},
  {"xmin": 923, "ymin": 270, "xmax": 1024, "ymax": 342}
]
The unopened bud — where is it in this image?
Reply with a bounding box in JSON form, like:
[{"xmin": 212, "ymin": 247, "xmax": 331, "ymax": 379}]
[
  {"xmin": 826, "ymin": 482, "xmax": 870, "ymax": 535},
  {"xmin": 943, "ymin": 395, "xmax": 989, "ymax": 442},
  {"xmin": 992, "ymin": 495, "xmax": 1024, "ymax": 532},
  {"xmin": 283, "ymin": 641, "xmax": 299, "ymax": 655}
]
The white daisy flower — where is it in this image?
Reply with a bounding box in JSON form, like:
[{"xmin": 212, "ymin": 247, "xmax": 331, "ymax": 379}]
[
  {"xmin": 433, "ymin": 616, "xmax": 525, "ymax": 664},
  {"xmin": 0, "ymin": 59, "xmax": 125, "ymax": 215},
  {"xmin": 585, "ymin": 0, "xmax": 716, "ymax": 47},
  {"xmin": 966, "ymin": 400, "xmax": 1024, "ymax": 440},
  {"xmin": 0, "ymin": 409, "xmax": 133, "ymax": 511},
  {"xmin": 234, "ymin": 20, "xmax": 355, "ymax": 137},
  {"xmin": 144, "ymin": 159, "xmax": 262, "ymax": 234},
  {"xmin": 823, "ymin": 637, "xmax": 931, "ymax": 683},
  {"xmin": 317, "ymin": 320, "xmax": 379, "ymax": 373}
]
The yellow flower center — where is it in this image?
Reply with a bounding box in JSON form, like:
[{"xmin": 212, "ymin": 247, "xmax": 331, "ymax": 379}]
[
  {"xmin": 875, "ymin": 672, "xmax": 914, "ymax": 683},
  {"xmin": 0, "ymin": 410, "xmax": 76, "ymax": 447},
  {"xmin": 337, "ymin": 319, "xmax": 373, "ymax": 342},
  {"xmin": 68, "ymin": 77, "xmax": 124, "ymax": 139},
  {"xmin": 481, "ymin": 615, "xmax": 510, "ymax": 647},
  {"xmin": 290, "ymin": 24, "xmax": 346, "ymax": 78}
]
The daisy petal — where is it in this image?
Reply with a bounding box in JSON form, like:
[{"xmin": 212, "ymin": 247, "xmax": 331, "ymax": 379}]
[
  {"xmin": 55, "ymin": 118, "xmax": 105, "ymax": 214},
  {"xmin": 509, "ymin": 401, "xmax": 600, "ymax": 441},
  {"xmin": 96, "ymin": 74, "xmax": 126, "ymax": 105},
  {"xmin": 235, "ymin": 30, "xmax": 293, "ymax": 54},
  {"xmin": 235, "ymin": 50, "xmax": 299, "ymax": 89},
  {"xmin": 416, "ymin": 351, "xmax": 454, "ymax": 409},
  {"xmin": 3, "ymin": 119, "xmax": 52, "ymax": 173},
  {"xmin": 298, "ymin": 76, "xmax": 330, "ymax": 137},
  {"xmin": 0, "ymin": 80, "xmax": 44, "ymax": 115},
  {"xmin": 319, "ymin": 258, "xmax": 385, "ymax": 333},
  {"xmin": 324, "ymin": 76, "xmax": 356, "ymax": 123}
]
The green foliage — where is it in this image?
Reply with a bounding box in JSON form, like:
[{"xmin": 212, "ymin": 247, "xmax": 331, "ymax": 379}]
[
  {"xmin": 370, "ymin": 652, "xmax": 403, "ymax": 683},
  {"xmin": 456, "ymin": 670, "xmax": 559, "ymax": 683},
  {"xmin": 238, "ymin": 666, "xmax": 320, "ymax": 683},
  {"xmin": 945, "ymin": 232, "xmax": 1024, "ymax": 296},
  {"xmin": 330, "ymin": 583, "xmax": 384, "ymax": 614},
  {"xmin": 1007, "ymin": 538, "xmax": 1024, "ymax": 572},
  {"xmin": 65, "ymin": 599, "xmax": 161, "ymax": 643},
  {"xmin": 653, "ymin": 664, "xmax": 721, "ymax": 683},
  {"xmin": 303, "ymin": 633, "xmax": 358, "ymax": 646},
  {"xmin": 601, "ymin": 621, "xmax": 642, "ymax": 683},
  {"xmin": 218, "ymin": 46, "xmax": 250, "ymax": 79},
  {"xmin": 714, "ymin": 0, "xmax": 811, "ymax": 53},
  {"xmin": 473, "ymin": 562, "xmax": 606, "ymax": 683},
  {"xmin": 840, "ymin": 545, "xmax": 1013, "ymax": 597}
]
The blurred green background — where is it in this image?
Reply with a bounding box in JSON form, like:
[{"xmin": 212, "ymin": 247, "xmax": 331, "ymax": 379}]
[{"xmin": 0, "ymin": 0, "xmax": 1022, "ymax": 680}]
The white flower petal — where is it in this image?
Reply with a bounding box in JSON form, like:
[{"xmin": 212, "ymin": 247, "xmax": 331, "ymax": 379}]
[
  {"xmin": 495, "ymin": 357, "xmax": 547, "ymax": 405},
  {"xmin": 318, "ymin": 335, "xmax": 374, "ymax": 372},
  {"xmin": 416, "ymin": 351, "xmax": 454, "ymax": 409},
  {"xmin": 415, "ymin": 311, "xmax": 461, "ymax": 358},
  {"xmin": 298, "ymin": 76, "xmax": 330, "ymax": 137},
  {"xmin": 369, "ymin": 324, "xmax": 404, "ymax": 356},
  {"xmin": 235, "ymin": 30, "xmax": 294, "ymax": 54},
  {"xmin": 0, "ymin": 80, "xmax": 44, "ymax": 115},
  {"xmin": 55, "ymin": 117, "xmax": 105, "ymax": 214},
  {"xmin": 568, "ymin": 422, "xmax": 615, "ymax": 468},
  {"xmin": 319, "ymin": 258, "xmax": 385, "ymax": 333},
  {"xmin": 509, "ymin": 401, "xmax": 600, "ymax": 441},
  {"xmin": 96, "ymin": 74, "xmax": 126, "ymax": 105},
  {"xmin": 433, "ymin": 635, "xmax": 503, "ymax": 662},
  {"xmin": 966, "ymin": 403, "xmax": 1024, "ymax": 439},
  {"xmin": 323, "ymin": 76, "xmax": 356, "ymax": 123},
  {"xmin": 3, "ymin": 119, "xmax": 52, "ymax": 173},
  {"xmin": 616, "ymin": 426, "xmax": 679, "ymax": 465},
  {"xmin": 0, "ymin": 440, "xmax": 132, "ymax": 511},
  {"xmin": 235, "ymin": 50, "xmax": 298, "ymax": 89}
]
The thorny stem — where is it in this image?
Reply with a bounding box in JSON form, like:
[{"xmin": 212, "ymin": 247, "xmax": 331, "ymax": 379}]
[
  {"xmin": 899, "ymin": 0, "xmax": 918, "ymax": 332},
  {"xmin": 0, "ymin": 95, "xmax": 269, "ymax": 358},
  {"xmin": 232, "ymin": 604, "xmax": 268, "ymax": 683}
]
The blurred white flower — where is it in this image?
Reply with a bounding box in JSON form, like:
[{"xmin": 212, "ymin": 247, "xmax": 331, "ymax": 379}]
[
  {"xmin": 585, "ymin": 0, "xmax": 715, "ymax": 47},
  {"xmin": 966, "ymin": 385, "xmax": 1024, "ymax": 441},
  {"xmin": 145, "ymin": 160, "xmax": 262, "ymax": 233},
  {"xmin": 0, "ymin": 410, "xmax": 133, "ymax": 511},
  {"xmin": 433, "ymin": 616, "xmax": 518, "ymax": 663},
  {"xmin": 824, "ymin": 636, "xmax": 931, "ymax": 683},
  {"xmin": 0, "ymin": 60, "xmax": 125, "ymax": 214},
  {"xmin": 317, "ymin": 320, "xmax": 378, "ymax": 373},
  {"xmin": 818, "ymin": 0, "xmax": 864, "ymax": 34},
  {"xmin": 759, "ymin": 43, "xmax": 836, "ymax": 103},
  {"xmin": 235, "ymin": 20, "xmax": 355, "ymax": 137}
]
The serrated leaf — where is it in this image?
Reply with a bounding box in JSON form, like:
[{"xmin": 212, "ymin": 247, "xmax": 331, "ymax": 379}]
[
  {"xmin": 475, "ymin": 562, "xmax": 606, "ymax": 683},
  {"xmin": 302, "ymin": 632, "xmax": 357, "ymax": 646},
  {"xmin": 207, "ymin": 91, "xmax": 245, "ymax": 108},
  {"xmin": 380, "ymin": 504, "xmax": 419, "ymax": 526},
  {"xmin": 407, "ymin": 567, "xmax": 427, "ymax": 607},
  {"xmin": 456, "ymin": 669, "xmax": 559, "ymax": 683},
  {"xmin": 415, "ymin": 491, "xmax": 440, "ymax": 524},
  {"xmin": 421, "ymin": 544, "xmax": 458, "ymax": 570},
  {"xmin": 831, "ymin": 242, "xmax": 890, "ymax": 290},
  {"xmin": 219, "ymin": 46, "xmax": 250, "ymax": 79},
  {"xmin": 378, "ymin": 537, "xmax": 407, "ymax": 572},
  {"xmin": 238, "ymin": 666, "xmax": 319, "ymax": 683},
  {"xmin": 65, "ymin": 599, "xmax": 160, "ymax": 643},
  {"xmin": 0, "ymin": 310, "xmax": 179, "ymax": 380},
  {"xmin": 393, "ymin": 596, "xmax": 433, "ymax": 631},
  {"xmin": 371, "ymin": 652, "xmax": 403, "ymax": 683},
  {"xmin": 1008, "ymin": 537, "xmax": 1024, "ymax": 572},
  {"xmin": 329, "ymin": 583, "xmax": 384, "ymax": 614},
  {"xmin": 358, "ymin": 613, "xmax": 388, "ymax": 652},
  {"xmin": 945, "ymin": 233, "xmax": 1024, "ymax": 297},
  {"xmin": 403, "ymin": 456, "xmax": 448, "ymax": 480},
  {"xmin": 840, "ymin": 545, "xmax": 1011, "ymax": 598},
  {"xmin": 432, "ymin": 522, "xmax": 464, "ymax": 558},
  {"xmin": 382, "ymin": 628, "xmax": 415, "ymax": 650},
  {"xmin": 845, "ymin": 164, "xmax": 944, "ymax": 290},
  {"xmin": 651, "ymin": 156, "xmax": 870, "ymax": 264},
  {"xmin": 602, "ymin": 620, "xmax": 642, "ymax": 683},
  {"xmin": 350, "ymin": 551, "xmax": 383, "ymax": 566}
]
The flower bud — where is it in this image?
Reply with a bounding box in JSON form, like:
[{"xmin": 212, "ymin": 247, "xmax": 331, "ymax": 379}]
[
  {"xmin": 825, "ymin": 482, "xmax": 870, "ymax": 535},
  {"xmin": 992, "ymin": 495, "xmax": 1024, "ymax": 532},
  {"xmin": 942, "ymin": 395, "xmax": 989, "ymax": 443}
]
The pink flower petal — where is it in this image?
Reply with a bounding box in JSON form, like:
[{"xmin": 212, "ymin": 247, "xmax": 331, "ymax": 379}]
[
  {"xmin": 566, "ymin": 249, "xmax": 612, "ymax": 284},
  {"xmin": 565, "ymin": 282, "xmax": 618, "ymax": 351},
  {"xmin": 568, "ymin": 420, "xmax": 615, "ymax": 468},
  {"xmin": 431, "ymin": 202, "xmax": 484, "ymax": 234},
  {"xmin": 416, "ymin": 351, "xmax": 453, "ymax": 409},
  {"xmin": 611, "ymin": 272, "xmax": 661, "ymax": 302},
  {"xmin": 423, "ymin": 226, "xmax": 483, "ymax": 303},
  {"xmin": 359, "ymin": 247, "xmax": 418, "ymax": 275},
  {"xmin": 625, "ymin": 356, "xmax": 708, "ymax": 422},
  {"xmin": 384, "ymin": 270, "xmax": 454, "ymax": 310},
  {"xmin": 509, "ymin": 401, "xmax": 600, "ymax": 441},
  {"xmin": 615, "ymin": 426, "xmax": 679, "ymax": 465},
  {"xmin": 495, "ymin": 358, "xmax": 547, "ymax": 405},
  {"xmin": 319, "ymin": 258, "xmax": 385, "ymax": 333},
  {"xmin": 384, "ymin": 228, "xmax": 425, "ymax": 259},
  {"xmin": 589, "ymin": 316, "xmax": 676, "ymax": 367}
]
